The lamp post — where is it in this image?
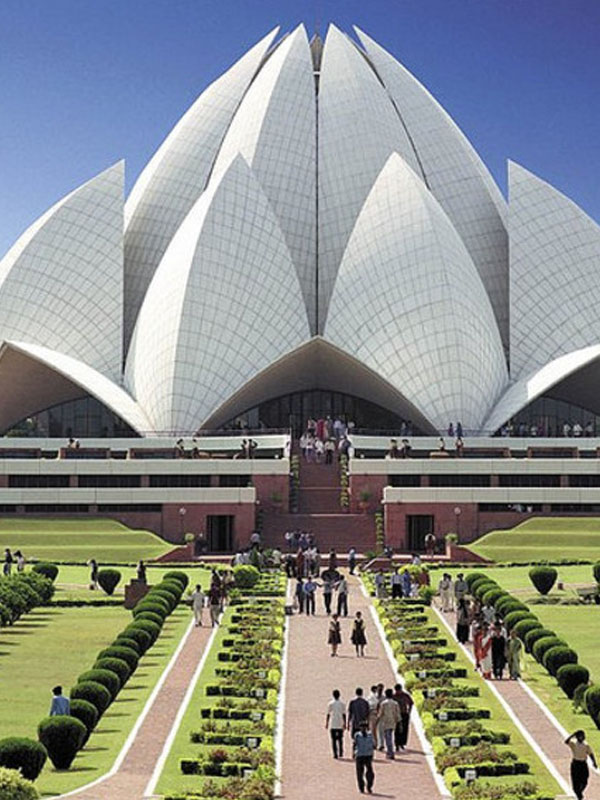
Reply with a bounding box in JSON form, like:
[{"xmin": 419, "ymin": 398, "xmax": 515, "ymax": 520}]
[
  {"xmin": 453, "ymin": 506, "xmax": 462, "ymax": 542},
  {"xmin": 178, "ymin": 506, "xmax": 187, "ymax": 541}
]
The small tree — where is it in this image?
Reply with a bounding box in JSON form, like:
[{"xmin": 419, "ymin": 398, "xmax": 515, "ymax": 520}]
[
  {"xmin": 0, "ymin": 738, "xmax": 47, "ymax": 780},
  {"xmin": 557, "ymin": 664, "xmax": 590, "ymax": 699},
  {"xmin": 69, "ymin": 700, "xmax": 98, "ymax": 744},
  {"xmin": 37, "ymin": 717, "xmax": 86, "ymax": 770},
  {"xmin": 97, "ymin": 569, "xmax": 121, "ymax": 596},
  {"xmin": 31, "ymin": 563, "xmax": 58, "ymax": 582},
  {"xmin": 233, "ymin": 565, "xmax": 260, "ymax": 589},
  {"xmin": 528, "ymin": 566, "xmax": 558, "ymax": 595},
  {"xmin": 584, "ymin": 685, "xmax": 600, "ymax": 728}
]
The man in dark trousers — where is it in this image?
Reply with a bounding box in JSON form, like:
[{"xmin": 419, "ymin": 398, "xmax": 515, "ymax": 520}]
[
  {"xmin": 393, "ymin": 682, "xmax": 414, "ymax": 750},
  {"xmin": 354, "ymin": 720, "xmax": 375, "ymax": 793},
  {"xmin": 348, "ymin": 686, "xmax": 370, "ymax": 755},
  {"xmin": 325, "ymin": 689, "xmax": 346, "ymax": 758}
]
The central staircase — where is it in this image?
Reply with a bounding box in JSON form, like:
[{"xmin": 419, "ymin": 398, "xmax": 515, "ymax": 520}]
[{"xmin": 260, "ymin": 451, "xmax": 376, "ymax": 553}]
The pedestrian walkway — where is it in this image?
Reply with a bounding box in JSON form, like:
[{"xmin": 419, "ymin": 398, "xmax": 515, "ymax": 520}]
[
  {"xmin": 279, "ymin": 576, "xmax": 445, "ymax": 799},
  {"xmin": 437, "ymin": 605, "xmax": 600, "ymax": 800},
  {"xmin": 59, "ymin": 621, "xmax": 212, "ymax": 800}
]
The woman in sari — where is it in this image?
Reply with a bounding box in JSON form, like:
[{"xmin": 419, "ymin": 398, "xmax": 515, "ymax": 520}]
[{"xmin": 507, "ymin": 628, "xmax": 523, "ymax": 680}]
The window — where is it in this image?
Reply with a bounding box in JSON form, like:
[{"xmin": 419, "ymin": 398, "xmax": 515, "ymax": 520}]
[
  {"xmin": 567, "ymin": 475, "xmax": 600, "ymax": 487},
  {"xmin": 24, "ymin": 504, "xmax": 89, "ymax": 513},
  {"xmin": 388, "ymin": 474, "xmax": 421, "ymax": 487},
  {"xmin": 429, "ymin": 475, "xmax": 490, "ymax": 487},
  {"xmin": 218, "ymin": 475, "xmax": 251, "ymax": 487},
  {"xmin": 149, "ymin": 475, "xmax": 211, "ymax": 488},
  {"xmin": 98, "ymin": 504, "xmax": 162, "ymax": 512},
  {"xmin": 79, "ymin": 475, "xmax": 141, "ymax": 488},
  {"xmin": 498, "ymin": 475, "xmax": 560, "ymax": 487},
  {"xmin": 9, "ymin": 475, "xmax": 70, "ymax": 488}
]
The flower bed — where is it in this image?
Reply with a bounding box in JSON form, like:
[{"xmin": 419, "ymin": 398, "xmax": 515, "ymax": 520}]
[{"xmin": 368, "ymin": 582, "xmax": 555, "ymax": 799}]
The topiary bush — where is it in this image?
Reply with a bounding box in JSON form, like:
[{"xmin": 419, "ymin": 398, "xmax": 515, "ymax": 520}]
[
  {"xmin": 94, "ymin": 658, "xmax": 130, "ymax": 687},
  {"xmin": 70, "ymin": 681, "xmax": 111, "ymax": 717},
  {"xmin": 481, "ymin": 588, "xmax": 505, "ymax": 606},
  {"xmin": 121, "ymin": 626, "xmax": 152, "ymax": 653},
  {"xmin": 585, "ymin": 685, "xmax": 600, "ymax": 728},
  {"xmin": 233, "ymin": 565, "xmax": 260, "ymax": 589},
  {"xmin": 0, "ymin": 737, "xmax": 47, "ymax": 780},
  {"xmin": 473, "ymin": 581, "xmax": 498, "ymax": 601},
  {"xmin": 112, "ymin": 635, "xmax": 141, "ymax": 655},
  {"xmin": 69, "ymin": 699, "xmax": 98, "ymax": 744},
  {"xmin": 128, "ymin": 619, "xmax": 161, "ymax": 644},
  {"xmin": 0, "ymin": 766, "xmax": 39, "ymax": 800},
  {"xmin": 529, "ymin": 566, "xmax": 558, "ymax": 595},
  {"xmin": 97, "ymin": 569, "xmax": 121, "ymax": 596},
  {"xmin": 134, "ymin": 611, "xmax": 164, "ymax": 627},
  {"xmin": 163, "ymin": 571, "xmax": 189, "ymax": 589},
  {"xmin": 543, "ymin": 646, "xmax": 578, "ymax": 676},
  {"xmin": 532, "ymin": 635, "xmax": 565, "ymax": 664},
  {"xmin": 31, "ymin": 563, "xmax": 58, "ymax": 582},
  {"xmin": 593, "ymin": 561, "xmax": 600, "ymax": 584},
  {"xmin": 133, "ymin": 599, "xmax": 169, "ymax": 618},
  {"xmin": 78, "ymin": 669, "xmax": 121, "ymax": 700},
  {"xmin": 524, "ymin": 627, "xmax": 556, "ymax": 654},
  {"xmin": 37, "ymin": 717, "xmax": 86, "ymax": 769},
  {"xmin": 495, "ymin": 596, "xmax": 528, "ymax": 617},
  {"xmin": 557, "ymin": 664, "xmax": 590, "ymax": 699},
  {"xmin": 513, "ymin": 618, "xmax": 543, "ymax": 641},
  {"xmin": 97, "ymin": 645, "xmax": 138, "ymax": 672},
  {"xmin": 504, "ymin": 610, "xmax": 537, "ymax": 630}
]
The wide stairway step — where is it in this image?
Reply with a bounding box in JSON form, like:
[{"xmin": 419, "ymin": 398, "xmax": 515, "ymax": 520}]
[
  {"xmin": 261, "ymin": 511, "xmax": 375, "ymax": 551},
  {"xmin": 297, "ymin": 487, "xmax": 341, "ymax": 513}
]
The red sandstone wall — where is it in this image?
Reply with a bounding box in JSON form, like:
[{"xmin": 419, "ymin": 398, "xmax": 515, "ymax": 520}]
[
  {"xmin": 349, "ymin": 474, "xmax": 387, "ymax": 513},
  {"xmin": 252, "ymin": 474, "xmax": 289, "ymax": 512}
]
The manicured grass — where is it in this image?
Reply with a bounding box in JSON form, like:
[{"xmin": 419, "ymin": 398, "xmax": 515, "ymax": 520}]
[
  {"xmin": 0, "ymin": 517, "xmax": 173, "ymax": 562},
  {"xmin": 470, "ymin": 516, "xmax": 600, "ymax": 562},
  {"xmin": 446, "ymin": 564, "xmax": 596, "ymax": 596}
]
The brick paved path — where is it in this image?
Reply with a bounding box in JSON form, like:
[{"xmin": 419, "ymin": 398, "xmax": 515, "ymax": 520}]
[
  {"xmin": 59, "ymin": 620, "xmax": 211, "ymax": 800},
  {"xmin": 279, "ymin": 576, "xmax": 445, "ymax": 799},
  {"xmin": 437, "ymin": 604, "xmax": 600, "ymax": 800}
]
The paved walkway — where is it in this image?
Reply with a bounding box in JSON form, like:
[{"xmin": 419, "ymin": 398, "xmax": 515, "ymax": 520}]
[
  {"xmin": 59, "ymin": 620, "xmax": 211, "ymax": 800},
  {"xmin": 437, "ymin": 605, "xmax": 600, "ymax": 800},
  {"xmin": 279, "ymin": 576, "xmax": 445, "ymax": 799}
]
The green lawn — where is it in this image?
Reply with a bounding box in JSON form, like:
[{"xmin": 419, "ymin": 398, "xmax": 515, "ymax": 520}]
[
  {"xmin": 446, "ymin": 564, "xmax": 596, "ymax": 596},
  {"xmin": 0, "ymin": 596, "xmax": 195, "ymax": 796},
  {"xmin": 0, "ymin": 517, "xmax": 174, "ymax": 562},
  {"xmin": 470, "ymin": 517, "xmax": 600, "ymax": 562}
]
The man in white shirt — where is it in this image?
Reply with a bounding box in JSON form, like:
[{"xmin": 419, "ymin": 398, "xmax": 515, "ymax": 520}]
[
  {"xmin": 191, "ymin": 584, "xmax": 205, "ymax": 626},
  {"xmin": 325, "ymin": 689, "xmax": 347, "ymax": 758}
]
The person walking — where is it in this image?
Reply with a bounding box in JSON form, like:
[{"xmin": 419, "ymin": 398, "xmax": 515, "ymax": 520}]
[
  {"xmin": 295, "ymin": 577, "xmax": 305, "ymax": 614},
  {"xmin": 390, "ymin": 568, "xmax": 402, "ymax": 599},
  {"xmin": 491, "ymin": 622, "xmax": 507, "ymax": 680},
  {"xmin": 351, "ymin": 611, "xmax": 367, "ymax": 657},
  {"xmin": 304, "ymin": 576, "xmax": 318, "ymax": 616},
  {"xmin": 401, "ymin": 568, "xmax": 412, "ymax": 598},
  {"xmin": 454, "ymin": 573, "xmax": 468, "ymax": 602},
  {"xmin": 325, "ymin": 689, "xmax": 346, "ymax": 758},
  {"xmin": 378, "ymin": 688, "xmax": 401, "ymax": 759},
  {"xmin": 88, "ymin": 558, "xmax": 99, "ymax": 590},
  {"xmin": 49, "ymin": 685, "xmax": 70, "ymax": 716},
  {"xmin": 393, "ymin": 682, "xmax": 413, "ymax": 750},
  {"xmin": 374, "ymin": 571, "xmax": 385, "ymax": 599},
  {"xmin": 456, "ymin": 598, "xmax": 470, "ymax": 644},
  {"xmin": 354, "ymin": 720, "xmax": 375, "ymax": 794},
  {"xmin": 507, "ymin": 628, "xmax": 522, "ymax": 679},
  {"xmin": 322, "ymin": 575, "xmax": 333, "ymax": 615},
  {"xmin": 208, "ymin": 584, "xmax": 221, "ymax": 627},
  {"xmin": 191, "ymin": 584, "xmax": 205, "ymax": 626},
  {"xmin": 348, "ymin": 688, "xmax": 370, "ymax": 754},
  {"xmin": 3, "ymin": 548, "xmax": 13, "ymax": 577},
  {"xmin": 15, "ymin": 550, "xmax": 25, "ymax": 572},
  {"xmin": 438, "ymin": 573, "xmax": 453, "ymax": 612},
  {"xmin": 348, "ymin": 547, "xmax": 357, "ymax": 575},
  {"xmin": 336, "ymin": 575, "xmax": 349, "ymax": 617},
  {"xmin": 328, "ymin": 614, "xmax": 342, "ymax": 656},
  {"xmin": 565, "ymin": 730, "xmax": 597, "ymax": 800},
  {"xmin": 367, "ymin": 685, "xmax": 380, "ymax": 748}
]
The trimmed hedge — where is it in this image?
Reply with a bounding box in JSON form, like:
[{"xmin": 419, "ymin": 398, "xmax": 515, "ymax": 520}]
[
  {"xmin": 97, "ymin": 645, "xmax": 139, "ymax": 672},
  {"xmin": 31, "ymin": 563, "xmax": 58, "ymax": 582},
  {"xmin": 524, "ymin": 627, "xmax": 555, "ymax": 653},
  {"xmin": 513, "ymin": 618, "xmax": 543, "ymax": 641},
  {"xmin": 38, "ymin": 717, "xmax": 86, "ymax": 770},
  {"xmin": 120, "ymin": 627, "xmax": 152, "ymax": 654},
  {"xmin": 585, "ymin": 686, "xmax": 600, "ymax": 728},
  {"xmin": 94, "ymin": 658, "xmax": 130, "ymax": 686},
  {"xmin": 133, "ymin": 600, "xmax": 169, "ymax": 619},
  {"xmin": 78, "ymin": 669, "xmax": 121, "ymax": 699},
  {"xmin": 97, "ymin": 569, "xmax": 121, "ymax": 596},
  {"xmin": 128, "ymin": 619, "xmax": 161, "ymax": 644},
  {"xmin": 529, "ymin": 566, "xmax": 557, "ymax": 595},
  {"xmin": 0, "ymin": 573, "xmax": 54, "ymax": 626},
  {"xmin": 532, "ymin": 636, "xmax": 565, "ymax": 664},
  {"xmin": 233, "ymin": 565, "xmax": 260, "ymax": 589},
  {"xmin": 504, "ymin": 611, "xmax": 536, "ymax": 630},
  {"xmin": 134, "ymin": 611, "xmax": 165, "ymax": 627},
  {"xmin": 481, "ymin": 588, "xmax": 505, "ymax": 606},
  {"xmin": 593, "ymin": 562, "xmax": 600, "ymax": 584},
  {"xmin": 70, "ymin": 681, "xmax": 111, "ymax": 717},
  {"xmin": 543, "ymin": 646, "xmax": 578, "ymax": 676},
  {"xmin": 163, "ymin": 571, "xmax": 189, "ymax": 589},
  {"xmin": 495, "ymin": 597, "xmax": 528, "ymax": 616},
  {"xmin": 112, "ymin": 635, "xmax": 141, "ymax": 655},
  {"xmin": 0, "ymin": 766, "xmax": 39, "ymax": 800},
  {"xmin": 0, "ymin": 737, "xmax": 47, "ymax": 780},
  {"xmin": 557, "ymin": 664, "xmax": 590, "ymax": 699},
  {"xmin": 69, "ymin": 699, "xmax": 98, "ymax": 743}
]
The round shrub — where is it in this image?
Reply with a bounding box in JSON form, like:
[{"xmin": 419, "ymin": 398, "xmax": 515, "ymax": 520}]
[
  {"xmin": 31, "ymin": 563, "xmax": 58, "ymax": 582},
  {"xmin": 112, "ymin": 635, "xmax": 141, "ymax": 655},
  {"xmin": 148, "ymin": 586, "xmax": 180, "ymax": 609},
  {"xmin": 533, "ymin": 635, "xmax": 565, "ymax": 664},
  {"xmin": 524, "ymin": 627, "xmax": 556, "ymax": 653},
  {"xmin": 513, "ymin": 618, "xmax": 543, "ymax": 641},
  {"xmin": 0, "ymin": 737, "xmax": 47, "ymax": 780},
  {"xmin": 529, "ymin": 566, "xmax": 558, "ymax": 595},
  {"xmin": 21, "ymin": 574, "xmax": 54, "ymax": 604},
  {"xmin": 78, "ymin": 669, "xmax": 121, "ymax": 699},
  {"xmin": 133, "ymin": 598, "xmax": 169, "ymax": 617},
  {"xmin": 0, "ymin": 766, "xmax": 39, "ymax": 800},
  {"xmin": 128, "ymin": 619, "xmax": 161, "ymax": 644},
  {"xmin": 584, "ymin": 685, "xmax": 600, "ymax": 728},
  {"xmin": 97, "ymin": 645, "xmax": 139, "ymax": 672},
  {"xmin": 504, "ymin": 610, "xmax": 537, "ymax": 630},
  {"xmin": 163, "ymin": 571, "xmax": 189, "ymax": 589},
  {"xmin": 473, "ymin": 581, "xmax": 498, "ymax": 601},
  {"xmin": 481, "ymin": 588, "xmax": 506, "ymax": 607},
  {"xmin": 495, "ymin": 596, "xmax": 528, "ymax": 616},
  {"xmin": 593, "ymin": 561, "xmax": 600, "ymax": 584},
  {"xmin": 466, "ymin": 572, "xmax": 488, "ymax": 589},
  {"xmin": 97, "ymin": 569, "xmax": 121, "ymax": 596},
  {"xmin": 233, "ymin": 565, "xmax": 260, "ymax": 589},
  {"xmin": 0, "ymin": 604, "xmax": 10, "ymax": 627},
  {"xmin": 69, "ymin": 699, "xmax": 98, "ymax": 743},
  {"xmin": 543, "ymin": 646, "xmax": 578, "ymax": 676},
  {"xmin": 134, "ymin": 611, "xmax": 164, "ymax": 627},
  {"xmin": 70, "ymin": 681, "xmax": 111, "ymax": 717},
  {"xmin": 143, "ymin": 592, "xmax": 175, "ymax": 613},
  {"xmin": 121, "ymin": 626, "xmax": 152, "ymax": 653},
  {"xmin": 557, "ymin": 664, "xmax": 590, "ymax": 699},
  {"xmin": 161, "ymin": 579, "xmax": 184, "ymax": 597},
  {"xmin": 37, "ymin": 716, "xmax": 86, "ymax": 770},
  {"xmin": 94, "ymin": 658, "xmax": 131, "ymax": 686}
]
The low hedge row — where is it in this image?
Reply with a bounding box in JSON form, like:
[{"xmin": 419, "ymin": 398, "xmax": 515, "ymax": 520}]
[
  {"xmin": 34, "ymin": 572, "xmax": 187, "ymax": 771},
  {"xmin": 464, "ymin": 572, "xmax": 599, "ymax": 725},
  {"xmin": 0, "ymin": 572, "xmax": 54, "ymax": 627},
  {"xmin": 370, "ymin": 583, "xmax": 546, "ymax": 799}
]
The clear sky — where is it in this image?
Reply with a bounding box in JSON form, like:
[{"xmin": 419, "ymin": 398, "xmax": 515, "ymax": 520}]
[{"xmin": 1, "ymin": 0, "xmax": 599, "ymax": 257}]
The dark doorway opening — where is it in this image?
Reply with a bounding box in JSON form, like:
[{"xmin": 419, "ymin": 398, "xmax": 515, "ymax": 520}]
[
  {"xmin": 407, "ymin": 515, "xmax": 434, "ymax": 551},
  {"xmin": 207, "ymin": 515, "xmax": 234, "ymax": 552}
]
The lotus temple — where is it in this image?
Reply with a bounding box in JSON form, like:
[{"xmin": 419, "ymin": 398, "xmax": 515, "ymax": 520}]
[{"xmin": 1, "ymin": 24, "xmax": 600, "ymax": 550}]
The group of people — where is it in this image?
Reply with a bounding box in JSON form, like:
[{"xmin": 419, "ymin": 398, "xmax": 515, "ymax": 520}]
[
  {"xmin": 2, "ymin": 547, "xmax": 25, "ymax": 576},
  {"xmin": 295, "ymin": 571, "xmax": 349, "ymax": 617},
  {"xmin": 190, "ymin": 568, "xmax": 229, "ymax": 627},
  {"xmin": 327, "ymin": 611, "xmax": 368, "ymax": 657},
  {"xmin": 324, "ymin": 683, "xmax": 414, "ymax": 792},
  {"xmin": 497, "ymin": 419, "xmax": 596, "ymax": 437},
  {"xmin": 374, "ymin": 565, "xmax": 430, "ymax": 599}
]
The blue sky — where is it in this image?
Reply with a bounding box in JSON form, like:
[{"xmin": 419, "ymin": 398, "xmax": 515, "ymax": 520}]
[{"xmin": 1, "ymin": 0, "xmax": 599, "ymax": 257}]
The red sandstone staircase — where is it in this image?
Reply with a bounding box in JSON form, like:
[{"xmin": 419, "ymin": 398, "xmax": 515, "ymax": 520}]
[{"xmin": 260, "ymin": 453, "xmax": 376, "ymax": 552}]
